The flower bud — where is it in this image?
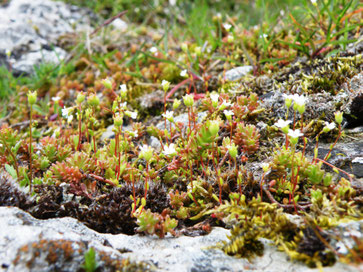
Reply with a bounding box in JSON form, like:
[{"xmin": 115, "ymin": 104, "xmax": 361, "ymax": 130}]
[
  {"xmin": 195, "ymin": 46, "xmax": 201, "ymax": 57},
  {"xmin": 173, "ymin": 98, "xmax": 181, "ymax": 110},
  {"xmin": 183, "ymin": 94, "xmax": 194, "ymax": 107},
  {"xmin": 102, "ymin": 78, "xmax": 112, "ymax": 89},
  {"xmin": 208, "ymin": 120, "xmax": 220, "ymax": 135},
  {"xmin": 76, "ymin": 92, "xmax": 85, "ymax": 104},
  {"xmin": 297, "ymin": 104, "xmax": 305, "ymax": 114},
  {"xmin": 334, "ymin": 111, "xmax": 343, "ymax": 125},
  {"xmin": 227, "ymin": 35, "xmax": 234, "ymax": 43},
  {"xmin": 228, "ymin": 144, "xmax": 238, "ymax": 159},
  {"xmin": 88, "ymin": 94, "xmax": 100, "ymax": 107},
  {"xmin": 181, "ymin": 43, "xmax": 188, "ymax": 53},
  {"xmin": 114, "ymin": 114, "xmax": 123, "ymax": 127},
  {"xmin": 27, "ymin": 91, "xmax": 37, "ymax": 105},
  {"xmin": 161, "ymin": 80, "xmax": 170, "ymax": 92},
  {"xmin": 120, "ymin": 84, "xmax": 127, "ymax": 98}
]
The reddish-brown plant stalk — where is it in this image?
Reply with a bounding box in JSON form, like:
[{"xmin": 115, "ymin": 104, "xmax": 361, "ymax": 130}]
[
  {"xmin": 29, "ymin": 105, "xmax": 33, "ymax": 192},
  {"xmin": 77, "ymin": 104, "xmax": 82, "ymax": 151},
  {"xmin": 324, "ymin": 124, "xmax": 341, "ymax": 161}
]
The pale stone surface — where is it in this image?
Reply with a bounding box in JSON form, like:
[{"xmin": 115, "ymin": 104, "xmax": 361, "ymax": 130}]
[
  {"xmin": 0, "ymin": 206, "xmax": 360, "ymax": 272},
  {"xmin": 0, "ymin": 0, "xmax": 94, "ymax": 75},
  {"xmin": 223, "ymin": 66, "xmax": 253, "ymax": 81}
]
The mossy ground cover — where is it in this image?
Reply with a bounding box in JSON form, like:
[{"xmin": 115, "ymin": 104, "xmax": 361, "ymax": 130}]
[{"xmin": 0, "ymin": 0, "xmax": 362, "ymax": 270}]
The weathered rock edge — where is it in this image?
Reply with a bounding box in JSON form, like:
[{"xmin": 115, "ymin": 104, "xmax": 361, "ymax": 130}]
[{"xmin": 0, "ymin": 206, "xmax": 360, "ymax": 272}]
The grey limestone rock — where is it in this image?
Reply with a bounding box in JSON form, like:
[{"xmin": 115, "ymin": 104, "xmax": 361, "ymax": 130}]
[
  {"xmin": 0, "ymin": 0, "xmax": 94, "ymax": 75},
  {"xmin": 223, "ymin": 66, "xmax": 253, "ymax": 81},
  {"xmin": 0, "ymin": 206, "xmax": 360, "ymax": 272}
]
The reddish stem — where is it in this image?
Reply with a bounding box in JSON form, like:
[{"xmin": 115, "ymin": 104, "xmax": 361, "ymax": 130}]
[
  {"xmin": 88, "ymin": 173, "xmax": 116, "ymax": 186},
  {"xmin": 77, "ymin": 104, "xmax": 82, "ymax": 151},
  {"xmin": 315, "ymin": 157, "xmax": 353, "ymax": 183},
  {"xmin": 324, "ymin": 124, "xmax": 341, "ymax": 161},
  {"xmin": 29, "ymin": 105, "xmax": 33, "ymax": 193},
  {"xmin": 144, "ymin": 162, "xmax": 149, "ymax": 200},
  {"xmin": 132, "ymin": 172, "xmax": 136, "ymax": 213}
]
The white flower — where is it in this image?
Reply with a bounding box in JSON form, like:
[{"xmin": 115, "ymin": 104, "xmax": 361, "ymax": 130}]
[
  {"xmin": 52, "ymin": 96, "xmax": 61, "ymax": 102},
  {"xmin": 223, "ymin": 110, "xmax": 234, "ymax": 117},
  {"xmin": 311, "ymin": 0, "xmax": 317, "ymax": 5},
  {"xmin": 183, "ymin": 94, "xmax": 194, "ymax": 107},
  {"xmin": 210, "ymin": 92, "xmax": 219, "ymax": 103},
  {"xmin": 131, "ymin": 112, "xmax": 137, "ymax": 119},
  {"xmin": 62, "ymin": 107, "xmax": 73, "ymax": 118},
  {"xmin": 140, "ymin": 144, "xmax": 151, "ymax": 153},
  {"xmin": 219, "ymin": 100, "xmax": 231, "ymax": 111},
  {"xmin": 163, "ymin": 144, "xmax": 177, "ymax": 156},
  {"xmin": 274, "ymin": 119, "xmax": 292, "ymax": 128},
  {"xmin": 260, "ymin": 33, "xmax": 268, "ymax": 39},
  {"xmin": 120, "ymin": 102, "xmax": 127, "ymax": 109},
  {"xmin": 292, "ymin": 94, "xmax": 307, "ymax": 107},
  {"xmin": 324, "ymin": 122, "xmax": 336, "ymax": 130},
  {"xmin": 139, "ymin": 144, "xmax": 154, "ymax": 161},
  {"xmin": 261, "ymin": 163, "xmax": 269, "ymax": 172},
  {"xmin": 126, "ymin": 111, "xmax": 137, "ymax": 119},
  {"xmin": 127, "ymin": 130, "xmax": 138, "ymax": 138},
  {"xmin": 221, "ymin": 100, "xmax": 231, "ymax": 107},
  {"xmin": 323, "ymin": 121, "xmax": 336, "ymax": 133},
  {"xmin": 288, "ymin": 129, "xmax": 303, "ymax": 139},
  {"xmin": 161, "ymin": 80, "xmax": 170, "ymax": 91},
  {"xmin": 120, "ymin": 84, "xmax": 127, "ymax": 93},
  {"xmin": 180, "ymin": 69, "xmax": 188, "ymax": 77},
  {"xmin": 67, "ymin": 115, "xmax": 73, "ymax": 123},
  {"xmin": 162, "ymin": 110, "xmax": 174, "ymax": 121},
  {"xmin": 283, "ymin": 94, "xmax": 295, "ymax": 100},
  {"xmin": 149, "ymin": 47, "xmax": 157, "ymax": 53},
  {"xmin": 223, "ymin": 23, "xmax": 232, "ymax": 31}
]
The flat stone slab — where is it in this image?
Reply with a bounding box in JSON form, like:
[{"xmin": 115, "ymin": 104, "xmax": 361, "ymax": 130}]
[
  {"xmin": 0, "ymin": 207, "xmax": 360, "ymax": 271},
  {"xmin": 0, "ymin": 0, "xmax": 93, "ymax": 75}
]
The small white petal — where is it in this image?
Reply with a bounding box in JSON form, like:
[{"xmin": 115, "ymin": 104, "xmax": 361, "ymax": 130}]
[
  {"xmin": 288, "ymin": 129, "xmax": 303, "ymax": 138},
  {"xmin": 120, "ymin": 84, "xmax": 127, "ymax": 93},
  {"xmin": 221, "ymin": 100, "xmax": 231, "ymax": 107},
  {"xmin": 292, "ymin": 94, "xmax": 307, "ymax": 106},
  {"xmin": 162, "ymin": 110, "xmax": 174, "ymax": 119},
  {"xmin": 324, "ymin": 122, "xmax": 336, "ymax": 130},
  {"xmin": 223, "ymin": 110, "xmax": 234, "ymax": 116},
  {"xmin": 210, "ymin": 93, "xmax": 219, "ymax": 103},
  {"xmin": 62, "ymin": 107, "xmax": 72, "ymax": 118},
  {"xmin": 223, "ymin": 23, "xmax": 232, "ymax": 31},
  {"xmin": 180, "ymin": 69, "xmax": 188, "ymax": 77},
  {"xmin": 163, "ymin": 144, "xmax": 177, "ymax": 156},
  {"xmin": 161, "ymin": 80, "xmax": 170, "ymax": 88},
  {"xmin": 274, "ymin": 119, "xmax": 292, "ymax": 128}
]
